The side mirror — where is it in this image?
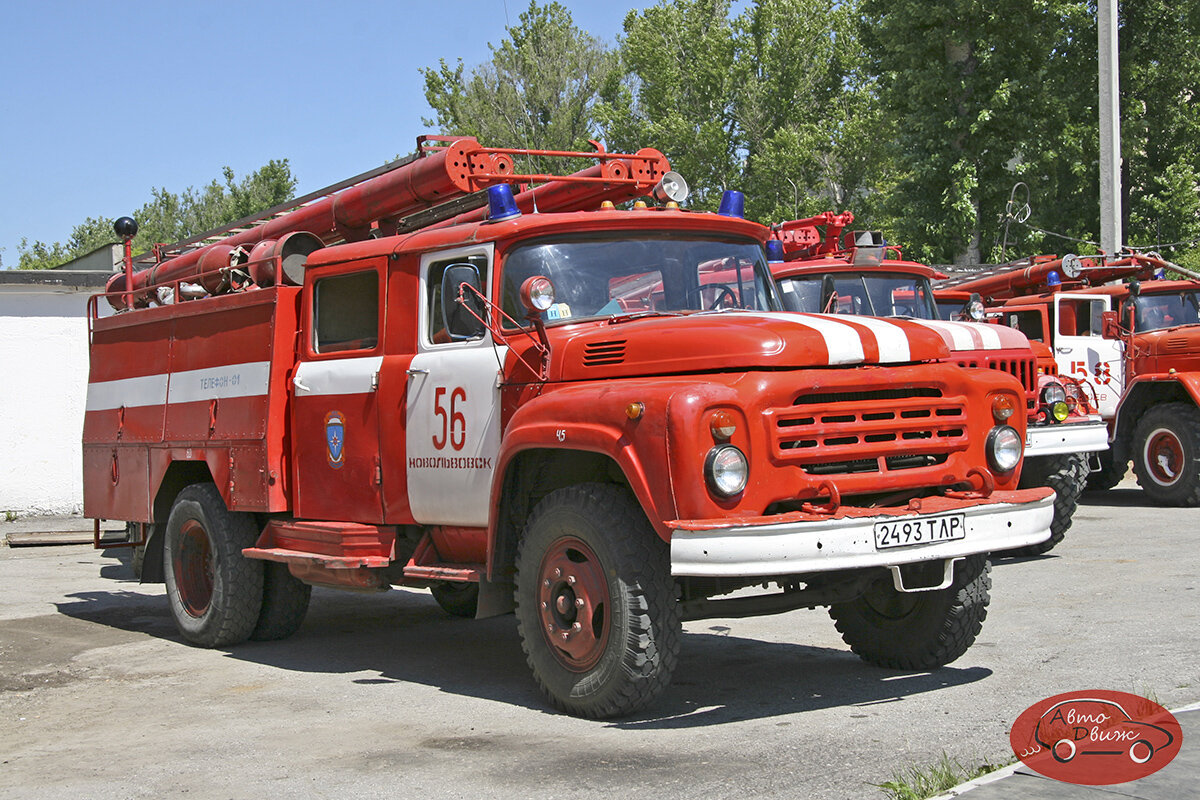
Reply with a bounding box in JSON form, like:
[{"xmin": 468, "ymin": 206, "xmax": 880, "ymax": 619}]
[
  {"xmin": 441, "ymin": 263, "xmax": 486, "ymax": 340},
  {"xmin": 1101, "ymin": 310, "xmax": 1120, "ymax": 340}
]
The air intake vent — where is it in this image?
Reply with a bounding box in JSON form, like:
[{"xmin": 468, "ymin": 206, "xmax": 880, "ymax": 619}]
[
  {"xmin": 1166, "ymin": 337, "xmax": 1188, "ymax": 352},
  {"xmin": 583, "ymin": 340, "xmax": 627, "ymax": 366}
]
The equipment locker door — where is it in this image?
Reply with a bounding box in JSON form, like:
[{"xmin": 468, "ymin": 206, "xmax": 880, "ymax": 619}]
[
  {"xmin": 405, "ymin": 246, "xmax": 506, "ymax": 527},
  {"xmin": 291, "ymin": 264, "xmax": 386, "ymax": 522},
  {"xmin": 1052, "ymin": 293, "xmax": 1124, "ymax": 418}
]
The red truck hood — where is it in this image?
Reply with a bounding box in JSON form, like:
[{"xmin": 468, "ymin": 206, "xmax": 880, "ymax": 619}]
[
  {"xmin": 899, "ymin": 318, "xmax": 1032, "ymax": 354},
  {"xmin": 552, "ymin": 311, "xmax": 951, "ymax": 381},
  {"xmin": 1138, "ymin": 326, "xmax": 1200, "ymax": 358}
]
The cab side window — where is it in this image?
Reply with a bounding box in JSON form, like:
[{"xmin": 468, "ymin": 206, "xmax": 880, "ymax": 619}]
[
  {"xmin": 313, "ymin": 270, "xmax": 379, "ymax": 353},
  {"xmin": 428, "ymin": 254, "xmax": 489, "ymax": 344}
]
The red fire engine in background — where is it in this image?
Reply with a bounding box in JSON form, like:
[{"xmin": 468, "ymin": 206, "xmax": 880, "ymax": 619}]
[
  {"xmin": 85, "ymin": 137, "xmax": 1052, "ymax": 718},
  {"xmin": 766, "ymin": 213, "xmax": 1107, "ymax": 554},
  {"xmin": 946, "ymin": 252, "xmax": 1200, "ymax": 505}
]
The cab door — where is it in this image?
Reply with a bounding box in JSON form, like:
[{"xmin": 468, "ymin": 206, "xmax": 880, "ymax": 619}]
[
  {"xmin": 1052, "ymin": 293, "xmax": 1124, "ymax": 418},
  {"xmin": 404, "ymin": 245, "xmax": 507, "ymax": 527},
  {"xmin": 291, "ymin": 262, "xmax": 385, "ymax": 522}
]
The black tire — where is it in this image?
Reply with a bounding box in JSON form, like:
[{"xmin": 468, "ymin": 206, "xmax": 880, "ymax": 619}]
[
  {"xmin": 1132, "ymin": 402, "xmax": 1200, "ymax": 506},
  {"xmin": 1087, "ymin": 447, "xmax": 1127, "ymax": 491},
  {"xmin": 514, "ymin": 483, "xmax": 681, "ymax": 719},
  {"xmin": 163, "ymin": 484, "xmax": 264, "ymax": 648},
  {"xmin": 1009, "ymin": 452, "xmax": 1088, "ymax": 556},
  {"xmin": 250, "ymin": 562, "xmax": 312, "ymax": 641},
  {"xmin": 430, "ymin": 582, "xmax": 479, "ymax": 618},
  {"xmin": 828, "ymin": 555, "xmax": 990, "ymax": 670}
]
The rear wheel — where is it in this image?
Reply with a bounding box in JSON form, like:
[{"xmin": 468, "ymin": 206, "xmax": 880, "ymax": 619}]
[
  {"xmin": 828, "ymin": 555, "xmax": 990, "ymax": 670},
  {"xmin": 431, "ymin": 582, "xmax": 479, "ymax": 618},
  {"xmin": 1009, "ymin": 453, "xmax": 1088, "ymax": 556},
  {"xmin": 1132, "ymin": 403, "xmax": 1200, "ymax": 506},
  {"xmin": 163, "ymin": 484, "xmax": 263, "ymax": 647},
  {"xmin": 514, "ymin": 483, "xmax": 681, "ymax": 719},
  {"xmin": 1086, "ymin": 447, "xmax": 1127, "ymax": 491},
  {"xmin": 250, "ymin": 562, "xmax": 311, "ymax": 641}
]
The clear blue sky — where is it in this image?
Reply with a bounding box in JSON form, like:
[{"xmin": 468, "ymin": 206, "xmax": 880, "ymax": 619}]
[{"xmin": 0, "ymin": 0, "xmax": 660, "ymax": 266}]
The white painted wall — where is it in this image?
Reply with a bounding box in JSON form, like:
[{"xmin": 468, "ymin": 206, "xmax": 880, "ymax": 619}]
[{"xmin": 0, "ymin": 287, "xmax": 95, "ymax": 515}]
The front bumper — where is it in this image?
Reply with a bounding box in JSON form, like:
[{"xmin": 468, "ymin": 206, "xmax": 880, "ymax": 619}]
[
  {"xmin": 668, "ymin": 488, "xmax": 1053, "ymax": 577},
  {"xmin": 1025, "ymin": 417, "xmax": 1109, "ymax": 457}
]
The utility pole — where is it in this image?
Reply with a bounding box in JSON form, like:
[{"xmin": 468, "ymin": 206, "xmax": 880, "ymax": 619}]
[{"xmin": 1098, "ymin": 0, "xmax": 1122, "ymax": 255}]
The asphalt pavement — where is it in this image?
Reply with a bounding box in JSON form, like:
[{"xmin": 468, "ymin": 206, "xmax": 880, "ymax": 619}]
[{"xmin": 2, "ymin": 480, "xmax": 1196, "ymax": 800}]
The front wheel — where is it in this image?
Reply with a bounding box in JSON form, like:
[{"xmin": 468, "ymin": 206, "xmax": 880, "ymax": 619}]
[
  {"xmin": 163, "ymin": 484, "xmax": 264, "ymax": 647},
  {"xmin": 1009, "ymin": 453, "xmax": 1088, "ymax": 556},
  {"xmin": 1132, "ymin": 403, "xmax": 1200, "ymax": 506},
  {"xmin": 828, "ymin": 555, "xmax": 990, "ymax": 670},
  {"xmin": 514, "ymin": 483, "xmax": 681, "ymax": 719}
]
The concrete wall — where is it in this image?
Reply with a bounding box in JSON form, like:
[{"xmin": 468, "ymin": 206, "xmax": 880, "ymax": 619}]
[{"xmin": 0, "ymin": 285, "xmax": 98, "ymax": 515}]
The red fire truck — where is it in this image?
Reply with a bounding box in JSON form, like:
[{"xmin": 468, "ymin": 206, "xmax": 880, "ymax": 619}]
[
  {"xmin": 947, "ymin": 253, "xmax": 1200, "ymax": 505},
  {"xmin": 766, "ymin": 214, "xmax": 1107, "ymax": 554},
  {"xmin": 85, "ymin": 138, "xmax": 1052, "ymax": 718}
]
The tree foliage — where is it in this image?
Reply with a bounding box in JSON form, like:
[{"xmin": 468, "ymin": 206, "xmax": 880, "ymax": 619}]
[
  {"xmin": 421, "ymin": 1, "xmax": 621, "ymax": 174},
  {"xmin": 17, "ymin": 160, "xmax": 296, "ymax": 270}
]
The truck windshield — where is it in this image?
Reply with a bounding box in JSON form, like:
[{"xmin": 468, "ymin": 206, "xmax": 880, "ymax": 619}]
[
  {"xmin": 500, "ymin": 234, "xmax": 775, "ymax": 325},
  {"xmin": 776, "ymin": 272, "xmax": 938, "ymax": 319},
  {"xmin": 1133, "ymin": 291, "xmax": 1200, "ymax": 332}
]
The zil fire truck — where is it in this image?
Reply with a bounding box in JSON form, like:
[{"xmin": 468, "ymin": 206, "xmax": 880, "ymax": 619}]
[
  {"xmin": 767, "ymin": 213, "xmax": 1107, "ymax": 554},
  {"xmin": 947, "ymin": 253, "xmax": 1200, "ymax": 505},
  {"xmin": 84, "ymin": 137, "xmax": 1053, "ymax": 718}
]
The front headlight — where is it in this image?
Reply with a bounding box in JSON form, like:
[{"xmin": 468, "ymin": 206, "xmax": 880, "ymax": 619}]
[
  {"xmin": 705, "ymin": 445, "xmax": 749, "ymax": 497},
  {"xmin": 987, "ymin": 425, "xmax": 1023, "ymax": 473},
  {"xmin": 1040, "ymin": 382, "xmax": 1067, "ymax": 405}
]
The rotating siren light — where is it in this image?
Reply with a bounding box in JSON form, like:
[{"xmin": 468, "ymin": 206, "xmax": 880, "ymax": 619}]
[
  {"xmin": 486, "ymin": 184, "xmax": 522, "ymax": 221},
  {"xmin": 1061, "ymin": 253, "xmax": 1082, "ymax": 279},
  {"xmin": 1046, "ymin": 270, "xmax": 1062, "ymax": 287},
  {"xmin": 766, "ymin": 240, "xmax": 784, "ymax": 262},
  {"xmin": 652, "ymin": 171, "xmax": 689, "ymax": 204},
  {"xmin": 849, "ymin": 230, "xmax": 886, "ymax": 266},
  {"xmin": 717, "ymin": 190, "xmax": 745, "ymax": 218}
]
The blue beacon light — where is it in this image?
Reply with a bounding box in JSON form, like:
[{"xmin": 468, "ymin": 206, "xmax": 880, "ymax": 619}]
[
  {"xmin": 766, "ymin": 240, "xmax": 784, "ymax": 262},
  {"xmin": 487, "ymin": 184, "xmax": 522, "ymax": 221},
  {"xmin": 1046, "ymin": 270, "xmax": 1062, "ymax": 286},
  {"xmin": 717, "ymin": 190, "xmax": 745, "ymax": 218}
]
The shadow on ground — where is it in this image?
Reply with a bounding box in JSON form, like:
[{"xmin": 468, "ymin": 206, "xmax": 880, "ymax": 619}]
[{"xmin": 49, "ymin": 554, "xmax": 991, "ymax": 727}]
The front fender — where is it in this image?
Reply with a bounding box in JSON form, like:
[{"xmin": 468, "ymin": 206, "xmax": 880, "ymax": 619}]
[
  {"xmin": 1114, "ymin": 374, "xmax": 1200, "ymax": 440},
  {"xmin": 492, "ymin": 382, "xmax": 678, "ymax": 539}
]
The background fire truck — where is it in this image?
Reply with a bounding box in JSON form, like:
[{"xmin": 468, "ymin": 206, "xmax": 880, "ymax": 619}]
[
  {"xmin": 946, "ymin": 253, "xmax": 1200, "ymax": 505},
  {"xmin": 85, "ymin": 138, "xmax": 1052, "ymax": 718},
  {"xmin": 767, "ymin": 213, "xmax": 1107, "ymax": 554}
]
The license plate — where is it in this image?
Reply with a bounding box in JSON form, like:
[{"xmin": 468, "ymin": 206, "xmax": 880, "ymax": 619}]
[{"xmin": 874, "ymin": 514, "xmax": 966, "ymax": 549}]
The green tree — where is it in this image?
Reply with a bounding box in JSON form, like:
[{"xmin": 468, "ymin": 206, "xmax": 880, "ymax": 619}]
[
  {"xmin": 18, "ymin": 160, "xmax": 296, "ymax": 270},
  {"xmin": 859, "ymin": 0, "xmax": 1088, "ymax": 264},
  {"xmin": 1120, "ymin": 0, "xmax": 1200, "ymax": 266},
  {"xmin": 422, "ymin": 1, "xmax": 621, "ymax": 174},
  {"xmin": 597, "ymin": 0, "xmax": 740, "ymax": 208}
]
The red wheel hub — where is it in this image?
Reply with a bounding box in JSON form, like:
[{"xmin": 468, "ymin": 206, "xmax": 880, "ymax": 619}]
[
  {"xmin": 1145, "ymin": 428, "xmax": 1185, "ymax": 486},
  {"xmin": 176, "ymin": 519, "xmax": 214, "ymax": 617},
  {"xmin": 536, "ymin": 536, "xmax": 610, "ymax": 672}
]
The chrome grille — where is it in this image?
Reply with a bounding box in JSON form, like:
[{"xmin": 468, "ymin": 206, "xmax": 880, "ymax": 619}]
[{"xmin": 772, "ymin": 387, "xmax": 967, "ymax": 475}]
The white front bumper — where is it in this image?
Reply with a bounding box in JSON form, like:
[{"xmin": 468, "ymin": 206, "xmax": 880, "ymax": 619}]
[
  {"xmin": 1025, "ymin": 417, "xmax": 1110, "ymax": 457},
  {"xmin": 669, "ymin": 492, "xmax": 1054, "ymax": 577}
]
